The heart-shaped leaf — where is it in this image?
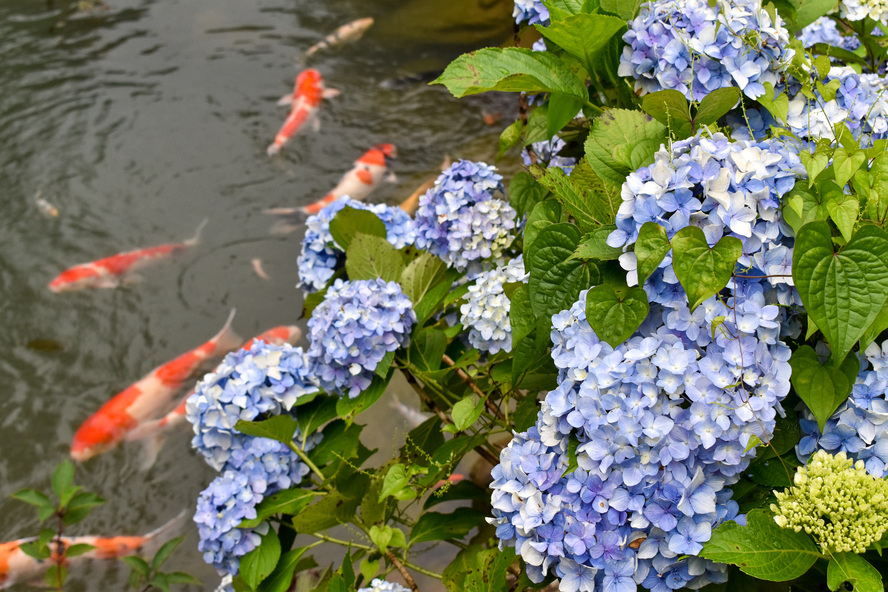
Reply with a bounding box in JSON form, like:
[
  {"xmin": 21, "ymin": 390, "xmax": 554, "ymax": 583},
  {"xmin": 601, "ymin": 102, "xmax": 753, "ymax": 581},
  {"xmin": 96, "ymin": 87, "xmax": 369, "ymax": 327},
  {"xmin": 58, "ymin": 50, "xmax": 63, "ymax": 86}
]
[
  {"xmin": 793, "ymin": 222, "xmax": 888, "ymax": 364},
  {"xmin": 799, "ymin": 150, "xmax": 829, "ymax": 188},
  {"xmin": 641, "ymin": 90, "xmax": 693, "ymax": 137},
  {"xmin": 833, "ymin": 148, "xmax": 866, "ymax": 189},
  {"xmin": 634, "ymin": 222, "xmax": 671, "ymax": 286},
  {"xmin": 694, "ymin": 87, "xmax": 740, "ymax": 126},
  {"xmin": 584, "ymin": 284, "xmax": 649, "ymax": 347},
  {"xmin": 757, "ymin": 82, "xmax": 789, "ymax": 124},
  {"xmin": 671, "ymin": 227, "xmax": 742, "ymax": 311},
  {"xmin": 790, "ymin": 346, "xmax": 860, "ymax": 432}
]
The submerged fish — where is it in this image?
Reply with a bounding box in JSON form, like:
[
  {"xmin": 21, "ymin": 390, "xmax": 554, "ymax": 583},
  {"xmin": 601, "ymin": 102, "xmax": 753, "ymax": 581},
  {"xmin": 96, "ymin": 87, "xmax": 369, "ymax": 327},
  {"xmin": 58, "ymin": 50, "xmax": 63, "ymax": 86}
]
[
  {"xmin": 0, "ymin": 511, "xmax": 185, "ymax": 589},
  {"xmin": 267, "ymin": 69, "xmax": 340, "ymax": 156},
  {"xmin": 48, "ymin": 219, "xmax": 207, "ymax": 293},
  {"xmin": 34, "ymin": 191, "xmax": 59, "ymax": 218},
  {"xmin": 305, "ymin": 17, "xmax": 374, "ymax": 57},
  {"xmin": 389, "ymin": 395, "xmax": 431, "ymax": 428},
  {"xmin": 400, "ymin": 155, "xmax": 451, "ymax": 216},
  {"xmin": 70, "ymin": 310, "xmax": 241, "ymax": 462}
]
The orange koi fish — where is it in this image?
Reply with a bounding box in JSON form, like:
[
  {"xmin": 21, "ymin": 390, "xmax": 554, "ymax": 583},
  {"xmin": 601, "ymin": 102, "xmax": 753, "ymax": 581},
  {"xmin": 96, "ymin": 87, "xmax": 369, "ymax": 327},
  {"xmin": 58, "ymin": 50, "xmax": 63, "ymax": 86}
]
[
  {"xmin": 124, "ymin": 325, "xmax": 303, "ymax": 469},
  {"xmin": 70, "ymin": 310, "xmax": 241, "ymax": 462},
  {"xmin": 0, "ymin": 512, "xmax": 185, "ymax": 589},
  {"xmin": 267, "ymin": 69, "xmax": 340, "ymax": 156},
  {"xmin": 48, "ymin": 219, "xmax": 207, "ymax": 293},
  {"xmin": 304, "ymin": 17, "xmax": 374, "ymax": 58}
]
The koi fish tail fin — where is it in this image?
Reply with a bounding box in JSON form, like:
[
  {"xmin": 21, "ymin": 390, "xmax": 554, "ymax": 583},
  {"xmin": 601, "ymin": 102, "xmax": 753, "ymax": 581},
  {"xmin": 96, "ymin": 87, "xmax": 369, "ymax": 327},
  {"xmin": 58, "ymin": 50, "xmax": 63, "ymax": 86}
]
[
  {"xmin": 277, "ymin": 93, "xmax": 295, "ymax": 106},
  {"xmin": 124, "ymin": 417, "xmax": 166, "ymax": 442},
  {"xmin": 267, "ymin": 142, "xmax": 282, "ymax": 157},
  {"xmin": 184, "ymin": 218, "xmax": 209, "ymax": 248},
  {"xmin": 213, "ymin": 308, "xmax": 242, "ymax": 355},
  {"xmin": 138, "ymin": 433, "xmax": 166, "ymax": 472},
  {"xmin": 264, "ymin": 207, "xmax": 306, "ymax": 234},
  {"xmin": 140, "ymin": 510, "xmax": 189, "ymax": 557}
]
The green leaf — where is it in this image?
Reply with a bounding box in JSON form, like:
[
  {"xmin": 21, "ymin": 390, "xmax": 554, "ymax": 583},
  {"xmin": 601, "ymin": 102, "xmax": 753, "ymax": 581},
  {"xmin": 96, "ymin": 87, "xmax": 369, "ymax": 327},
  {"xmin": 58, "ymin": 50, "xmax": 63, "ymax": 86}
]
[
  {"xmin": 790, "ymin": 345, "xmax": 859, "ymax": 432},
  {"xmin": 360, "ymin": 558, "xmax": 380, "ymax": 583},
  {"xmin": 747, "ymin": 455, "xmax": 802, "ymax": 488},
  {"xmin": 694, "ymin": 87, "xmax": 741, "ymax": 126},
  {"xmin": 12, "ymin": 489, "xmax": 53, "ymax": 511},
  {"xmin": 240, "ymin": 528, "xmax": 281, "ymax": 590},
  {"xmin": 700, "ymin": 509, "xmax": 821, "ymax": 581},
  {"xmin": 757, "ymin": 82, "xmax": 789, "ymax": 124},
  {"xmin": 833, "ymin": 147, "xmax": 866, "ymax": 189},
  {"xmin": 861, "ymin": 299, "xmax": 888, "ymax": 351},
  {"xmin": 380, "ymin": 463, "xmax": 411, "ymax": 501},
  {"xmin": 408, "ymin": 328, "xmax": 447, "ymax": 372},
  {"xmin": 66, "ymin": 491, "xmax": 105, "ymax": 515},
  {"xmin": 294, "ymin": 395, "xmax": 339, "ymax": 440},
  {"xmin": 329, "ymin": 207, "xmax": 386, "ymax": 251},
  {"xmin": 584, "ymin": 284, "xmax": 649, "ymax": 347},
  {"xmin": 513, "ymin": 391, "xmax": 541, "ymax": 432},
  {"xmin": 528, "ymin": 164, "xmax": 607, "ymax": 230},
  {"xmin": 509, "ymin": 284, "xmax": 539, "ymax": 384},
  {"xmin": 599, "ymin": 0, "xmax": 640, "ymax": 19},
  {"xmin": 451, "ymin": 396, "xmax": 485, "ymax": 432},
  {"xmin": 573, "ymin": 225, "xmax": 621, "ymax": 260},
  {"xmin": 634, "ymin": 222, "xmax": 670, "ymax": 286},
  {"xmin": 63, "ymin": 543, "xmax": 95, "ymax": 558},
  {"xmin": 782, "ymin": 185, "xmax": 831, "ymax": 233},
  {"xmin": 236, "ymin": 415, "xmax": 298, "ymax": 445},
  {"xmin": 241, "ymin": 489, "xmax": 322, "ymax": 529},
  {"xmin": 400, "ymin": 252, "xmax": 446, "ymax": 307},
  {"xmin": 52, "ymin": 461, "xmax": 77, "ymax": 506},
  {"xmin": 563, "ymin": 434, "xmax": 580, "ymax": 477},
  {"xmin": 826, "ymin": 193, "xmax": 859, "ymax": 243},
  {"xmin": 799, "ymin": 150, "xmax": 829, "ymax": 188},
  {"xmin": 151, "ymin": 536, "xmax": 183, "ymax": 571},
  {"xmin": 545, "ymin": 93, "xmax": 584, "ymax": 139},
  {"xmin": 584, "ymin": 109, "xmax": 668, "ymax": 188},
  {"xmin": 168, "ymin": 573, "xmax": 203, "ymax": 586},
  {"xmin": 423, "ymin": 480, "xmax": 489, "ymax": 510},
  {"xmin": 827, "ymin": 553, "xmax": 884, "ymax": 592},
  {"xmin": 309, "ymin": 420, "xmax": 363, "ymax": 467},
  {"xmin": 345, "ymin": 233, "xmax": 406, "ymax": 283},
  {"xmin": 122, "ymin": 555, "xmax": 151, "ymax": 577},
  {"xmin": 671, "ymin": 227, "xmax": 742, "ymax": 310},
  {"xmin": 524, "ymin": 200, "xmax": 563, "ymax": 271},
  {"xmin": 291, "ymin": 477, "xmax": 366, "ymax": 533},
  {"xmin": 570, "ymin": 159, "xmax": 620, "ymax": 223},
  {"xmin": 409, "ymin": 507, "xmax": 486, "ymax": 546},
  {"xmin": 335, "ymin": 370, "xmax": 393, "ymax": 422},
  {"xmin": 641, "ymin": 89, "xmax": 693, "ymax": 137},
  {"xmin": 433, "ymin": 47, "xmax": 590, "ymax": 101},
  {"xmin": 795, "ymin": 0, "xmax": 840, "ymax": 29},
  {"xmin": 537, "ymin": 13, "xmax": 627, "ymax": 76},
  {"xmin": 498, "ymin": 119, "xmax": 524, "ymax": 159},
  {"xmin": 793, "ymin": 222, "xmax": 888, "ymax": 364},
  {"xmin": 414, "ymin": 268, "xmax": 459, "ymax": 327},
  {"xmin": 508, "ymin": 171, "xmax": 548, "ymax": 221}
]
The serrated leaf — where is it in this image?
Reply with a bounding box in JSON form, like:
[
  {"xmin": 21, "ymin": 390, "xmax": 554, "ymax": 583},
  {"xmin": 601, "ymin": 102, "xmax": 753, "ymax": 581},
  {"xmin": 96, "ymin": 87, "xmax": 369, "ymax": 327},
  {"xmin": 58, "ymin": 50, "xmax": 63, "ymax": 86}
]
[
  {"xmin": 498, "ymin": 120, "xmax": 524, "ymax": 159},
  {"xmin": 528, "ymin": 164, "xmax": 606, "ymax": 231},
  {"xmin": 584, "ymin": 284, "xmax": 649, "ymax": 347},
  {"xmin": 573, "ymin": 225, "xmax": 621, "ymax": 260},
  {"xmin": 634, "ymin": 222, "xmax": 670, "ymax": 286},
  {"xmin": 545, "ymin": 93, "xmax": 584, "ymax": 139},
  {"xmin": 584, "ymin": 109, "xmax": 667, "ymax": 187},
  {"xmin": 790, "ymin": 345, "xmax": 859, "ymax": 432},
  {"xmin": 600, "ymin": 0, "xmax": 641, "ymax": 19},
  {"xmin": 827, "ymin": 553, "xmax": 884, "ymax": 592},
  {"xmin": 236, "ymin": 415, "xmax": 298, "ymax": 446},
  {"xmin": 335, "ymin": 369, "xmax": 393, "ymax": 422},
  {"xmin": 795, "ymin": 0, "xmax": 840, "ymax": 29},
  {"xmin": 329, "ymin": 207, "xmax": 386, "ymax": 251},
  {"xmin": 345, "ymin": 233, "xmax": 406, "ymax": 283},
  {"xmin": 400, "ymin": 252, "xmax": 446, "ymax": 306},
  {"xmin": 508, "ymin": 171, "xmax": 548, "ymax": 220},
  {"xmin": 671, "ymin": 227, "xmax": 742, "ymax": 310},
  {"xmin": 309, "ymin": 420, "xmax": 362, "ymax": 468},
  {"xmin": 536, "ymin": 13, "xmax": 627, "ymax": 76}
]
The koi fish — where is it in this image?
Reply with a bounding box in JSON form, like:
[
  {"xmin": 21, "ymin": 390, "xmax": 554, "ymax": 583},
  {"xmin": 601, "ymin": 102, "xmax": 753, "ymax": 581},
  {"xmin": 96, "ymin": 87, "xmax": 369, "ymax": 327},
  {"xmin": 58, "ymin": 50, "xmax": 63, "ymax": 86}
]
[
  {"xmin": 400, "ymin": 155, "xmax": 451, "ymax": 216},
  {"xmin": 389, "ymin": 395, "xmax": 431, "ymax": 429},
  {"xmin": 34, "ymin": 190, "xmax": 59, "ymax": 218},
  {"xmin": 432, "ymin": 474, "xmax": 465, "ymax": 491},
  {"xmin": 251, "ymin": 258, "xmax": 270, "ymax": 280},
  {"xmin": 124, "ymin": 325, "xmax": 303, "ymax": 469},
  {"xmin": 48, "ymin": 219, "xmax": 207, "ymax": 293},
  {"xmin": 265, "ymin": 144, "xmax": 396, "ymax": 232},
  {"xmin": 304, "ymin": 17, "xmax": 374, "ymax": 58},
  {"xmin": 70, "ymin": 310, "xmax": 241, "ymax": 462},
  {"xmin": 0, "ymin": 511, "xmax": 185, "ymax": 589},
  {"xmin": 267, "ymin": 69, "xmax": 340, "ymax": 156}
]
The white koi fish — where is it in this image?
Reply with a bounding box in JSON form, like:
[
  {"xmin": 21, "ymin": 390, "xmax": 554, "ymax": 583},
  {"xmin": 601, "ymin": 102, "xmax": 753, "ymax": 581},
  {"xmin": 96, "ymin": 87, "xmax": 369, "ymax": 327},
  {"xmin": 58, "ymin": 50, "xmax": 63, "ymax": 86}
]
[{"xmin": 304, "ymin": 17, "xmax": 374, "ymax": 58}]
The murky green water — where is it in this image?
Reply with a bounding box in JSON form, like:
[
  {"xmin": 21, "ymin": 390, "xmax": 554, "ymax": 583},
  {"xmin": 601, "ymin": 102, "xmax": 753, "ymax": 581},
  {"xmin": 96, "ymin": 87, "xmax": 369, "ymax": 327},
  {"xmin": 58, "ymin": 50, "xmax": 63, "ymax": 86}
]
[{"xmin": 0, "ymin": 0, "xmax": 515, "ymax": 588}]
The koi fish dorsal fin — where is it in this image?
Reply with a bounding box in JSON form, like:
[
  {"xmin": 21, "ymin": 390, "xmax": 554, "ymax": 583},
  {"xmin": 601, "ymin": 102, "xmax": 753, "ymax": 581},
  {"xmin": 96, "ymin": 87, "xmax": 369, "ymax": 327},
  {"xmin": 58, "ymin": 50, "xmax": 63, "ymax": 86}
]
[
  {"xmin": 139, "ymin": 510, "xmax": 189, "ymax": 558},
  {"xmin": 212, "ymin": 308, "xmax": 242, "ymax": 354}
]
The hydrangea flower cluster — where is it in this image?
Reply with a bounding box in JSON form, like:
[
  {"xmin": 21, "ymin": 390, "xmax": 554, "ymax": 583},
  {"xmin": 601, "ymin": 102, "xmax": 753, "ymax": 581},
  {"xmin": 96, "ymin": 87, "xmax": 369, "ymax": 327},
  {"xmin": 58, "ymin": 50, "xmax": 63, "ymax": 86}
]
[
  {"xmin": 459, "ymin": 257, "xmax": 527, "ymax": 354},
  {"xmin": 308, "ymin": 278, "xmax": 416, "ymax": 398},
  {"xmin": 186, "ymin": 342, "xmax": 319, "ymax": 469},
  {"xmin": 513, "ymin": 0, "xmax": 549, "ymax": 26},
  {"xmin": 357, "ymin": 579, "xmax": 412, "ymax": 592},
  {"xmin": 413, "ymin": 160, "xmax": 517, "ymax": 273},
  {"xmin": 840, "ymin": 0, "xmax": 888, "ymax": 24},
  {"xmin": 619, "ymin": 0, "xmax": 794, "ymax": 100},
  {"xmin": 607, "ymin": 133, "xmax": 804, "ymax": 310},
  {"xmin": 772, "ymin": 450, "xmax": 888, "ymax": 553},
  {"xmin": 523, "ymin": 136, "xmax": 578, "ymax": 176},
  {"xmin": 297, "ymin": 197, "xmax": 416, "ymax": 293},
  {"xmin": 490, "ymin": 282, "xmax": 793, "ymax": 591},
  {"xmin": 798, "ymin": 16, "xmax": 861, "ymax": 50},
  {"xmin": 798, "ymin": 340, "xmax": 888, "ymax": 476}
]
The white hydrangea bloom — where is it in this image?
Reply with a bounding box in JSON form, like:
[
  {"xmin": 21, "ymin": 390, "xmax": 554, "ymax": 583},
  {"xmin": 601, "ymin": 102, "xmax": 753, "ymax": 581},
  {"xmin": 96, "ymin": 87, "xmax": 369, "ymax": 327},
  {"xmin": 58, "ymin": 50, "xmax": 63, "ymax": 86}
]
[{"xmin": 460, "ymin": 257, "xmax": 528, "ymax": 354}]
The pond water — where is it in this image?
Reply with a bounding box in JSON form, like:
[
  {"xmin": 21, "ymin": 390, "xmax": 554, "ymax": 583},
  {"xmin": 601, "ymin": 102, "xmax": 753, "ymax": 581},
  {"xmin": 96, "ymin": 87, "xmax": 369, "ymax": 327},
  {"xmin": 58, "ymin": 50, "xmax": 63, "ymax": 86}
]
[{"xmin": 0, "ymin": 0, "xmax": 516, "ymax": 588}]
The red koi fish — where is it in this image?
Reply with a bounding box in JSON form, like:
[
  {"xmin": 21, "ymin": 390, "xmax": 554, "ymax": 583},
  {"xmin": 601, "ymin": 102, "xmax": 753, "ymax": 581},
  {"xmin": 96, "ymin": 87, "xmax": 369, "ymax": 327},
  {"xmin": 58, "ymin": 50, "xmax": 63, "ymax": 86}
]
[
  {"xmin": 0, "ymin": 511, "xmax": 185, "ymax": 589},
  {"xmin": 267, "ymin": 69, "xmax": 340, "ymax": 156},
  {"xmin": 48, "ymin": 219, "xmax": 207, "ymax": 293},
  {"xmin": 265, "ymin": 144, "xmax": 396, "ymax": 232},
  {"xmin": 124, "ymin": 325, "xmax": 303, "ymax": 469},
  {"xmin": 70, "ymin": 310, "xmax": 241, "ymax": 462}
]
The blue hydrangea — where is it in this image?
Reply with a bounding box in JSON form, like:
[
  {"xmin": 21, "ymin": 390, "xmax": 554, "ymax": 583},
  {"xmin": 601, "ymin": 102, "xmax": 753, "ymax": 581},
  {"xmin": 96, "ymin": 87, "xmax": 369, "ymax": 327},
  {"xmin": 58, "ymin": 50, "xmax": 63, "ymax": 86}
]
[
  {"xmin": 523, "ymin": 136, "xmax": 578, "ymax": 176},
  {"xmin": 460, "ymin": 257, "xmax": 528, "ymax": 354},
  {"xmin": 308, "ymin": 278, "xmax": 416, "ymax": 398},
  {"xmin": 297, "ymin": 197, "xmax": 416, "ymax": 294},
  {"xmin": 513, "ymin": 0, "xmax": 549, "ymax": 25},
  {"xmin": 799, "ymin": 16, "xmax": 861, "ymax": 50},
  {"xmin": 619, "ymin": 0, "xmax": 794, "ymax": 100},
  {"xmin": 798, "ymin": 340, "xmax": 888, "ymax": 477},
  {"xmin": 490, "ymin": 283, "xmax": 792, "ymax": 590},
  {"xmin": 357, "ymin": 579, "xmax": 412, "ymax": 592},
  {"xmin": 414, "ymin": 160, "xmax": 517, "ymax": 273},
  {"xmin": 186, "ymin": 341, "xmax": 319, "ymax": 470}
]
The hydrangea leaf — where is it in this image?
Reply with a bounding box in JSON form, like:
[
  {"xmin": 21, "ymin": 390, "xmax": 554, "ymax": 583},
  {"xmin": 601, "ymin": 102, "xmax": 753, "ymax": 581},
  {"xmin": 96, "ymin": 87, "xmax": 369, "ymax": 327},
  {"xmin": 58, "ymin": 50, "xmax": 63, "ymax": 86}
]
[
  {"xmin": 584, "ymin": 108, "xmax": 667, "ymax": 188},
  {"xmin": 309, "ymin": 420, "xmax": 363, "ymax": 468},
  {"xmin": 671, "ymin": 227, "xmax": 742, "ymax": 311},
  {"xmin": 569, "ymin": 158, "xmax": 620, "ymax": 222},
  {"xmin": 789, "ymin": 345, "xmax": 859, "ymax": 432},
  {"xmin": 329, "ymin": 207, "xmax": 386, "ymax": 251},
  {"xmin": 545, "ymin": 0, "xmax": 586, "ymax": 19},
  {"xmin": 536, "ymin": 13, "xmax": 627, "ymax": 77},
  {"xmin": 407, "ymin": 328, "xmax": 447, "ymax": 372},
  {"xmin": 523, "ymin": 199, "xmax": 562, "ymax": 273},
  {"xmin": 584, "ymin": 284, "xmax": 649, "ymax": 347},
  {"xmin": 572, "ymin": 225, "xmax": 621, "ymax": 261},
  {"xmin": 795, "ymin": 0, "xmax": 839, "ymax": 29},
  {"xmin": 827, "ymin": 553, "xmax": 884, "ymax": 592},
  {"xmin": 546, "ymin": 92, "xmax": 585, "ymax": 139},
  {"xmin": 294, "ymin": 395, "xmax": 338, "ymax": 439},
  {"xmin": 433, "ymin": 47, "xmax": 589, "ymax": 102},
  {"xmin": 641, "ymin": 89, "xmax": 693, "ymax": 137},
  {"xmin": 498, "ymin": 119, "xmax": 524, "ymax": 159},
  {"xmin": 409, "ymin": 507, "xmax": 487, "ymax": 546},
  {"xmin": 336, "ymin": 369, "xmax": 393, "ymax": 423},
  {"xmin": 291, "ymin": 475, "xmax": 367, "ymax": 533},
  {"xmin": 694, "ymin": 87, "xmax": 741, "ymax": 126},
  {"xmin": 400, "ymin": 252, "xmax": 446, "ymax": 307},
  {"xmin": 700, "ymin": 509, "xmax": 822, "ymax": 581},
  {"xmin": 793, "ymin": 222, "xmax": 888, "ymax": 364},
  {"xmin": 345, "ymin": 233, "xmax": 407, "ymax": 283},
  {"xmin": 239, "ymin": 490, "xmax": 321, "ymax": 529},
  {"xmin": 235, "ymin": 415, "xmax": 299, "ymax": 445},
  {"xmin": 634, "ymin": 222, "xmax": 671, "ymax": 286},
  {"xmin": 257, "ymin": 547, "xmax": 311, "ymax": 592},
  {"xmin": 462, "ymin": 546, "xmax": 514, "ymax": 592},
  {"xmin": 600, "ymin": 0, "xmax": 641, "ymax": 20},
  {"xmin": 528, "ymin": 164, "xmax": 608, "ymax": 231},
  {"xmin": 508, "ymin": 171, "xmax": 548, "ymax": 220},
  {"xmin": 240, "ymin": 528, "xmax": 281, "ymax": 590}
]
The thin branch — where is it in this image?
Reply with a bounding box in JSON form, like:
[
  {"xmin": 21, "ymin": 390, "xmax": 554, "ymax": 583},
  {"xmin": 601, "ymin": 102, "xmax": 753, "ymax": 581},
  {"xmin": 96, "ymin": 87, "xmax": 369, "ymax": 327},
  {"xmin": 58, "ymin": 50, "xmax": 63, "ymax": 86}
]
[
  {"xmin": 441, "ymin": 355, "xmax": 506, "ymax": 422},
  {"xmin": 387, "ymin": 550, "xmax": 420, "ymax": 591}
]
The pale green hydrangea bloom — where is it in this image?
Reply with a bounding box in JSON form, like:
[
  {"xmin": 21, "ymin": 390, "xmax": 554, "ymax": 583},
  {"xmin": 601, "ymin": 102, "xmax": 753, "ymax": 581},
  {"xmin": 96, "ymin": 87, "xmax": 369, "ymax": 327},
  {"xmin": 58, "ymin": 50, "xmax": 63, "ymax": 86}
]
[{"xmin": 771, "ymin": 450, "xmax": 888, "ymax": 553}]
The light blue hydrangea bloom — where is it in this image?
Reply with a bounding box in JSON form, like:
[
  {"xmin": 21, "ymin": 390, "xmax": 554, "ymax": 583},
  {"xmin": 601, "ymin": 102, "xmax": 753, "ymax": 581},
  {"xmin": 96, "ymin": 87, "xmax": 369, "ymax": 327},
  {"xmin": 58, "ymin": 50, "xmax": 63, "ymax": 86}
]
[
  {"xmin": 513, "ymin": 0, "xmax": 549, "ymax": 25},
  {"xmin": 297, "ymin": 197, "xmax": 416, "ymax": 294},
  {"xmin": 798, "ymin": 16, "xmax": 861, "ymax": 50},
  {"xmin": 357, "ymin": 579, "xmax": 412, "ymax": 592},
  {"xmin": 798, "ymin": 340, "xmax": 888, "ymax": 477},
  {"xmin": 619, "ymin": 0, "xmax": 794, "ymax": 100},
  {"xmin": 186, "ymin": 341, "xmax": 319, "ymax": 470},
  {"xmin": 460, "ymin": 257, "xmax": 528, "ymax": 354},
  {"xmin": 414, "ymin": 160, "xmax": 517, "ymax": 273},
  {"xmin": 308, "ymin": 278, "xmax": 416, "ymax": 398},
  {"xmin": 523, "ymin": 136, "xmax": 578, "ymax": 176}
]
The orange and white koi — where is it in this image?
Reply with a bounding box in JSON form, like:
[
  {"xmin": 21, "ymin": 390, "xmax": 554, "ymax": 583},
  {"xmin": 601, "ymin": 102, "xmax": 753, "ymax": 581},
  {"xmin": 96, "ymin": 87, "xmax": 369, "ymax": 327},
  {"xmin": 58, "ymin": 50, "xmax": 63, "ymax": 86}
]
[
  {"xmin": 124, "ymin": 325, "xmax": 303, "ymax": 469},
  {"xmin": 304, "ymin": 17, "xmax": 374, "ymax": 58},
  {"xmin": 0, "ymin": 512, "xmax": 185, "ymax": 589},
  {"xmin": 48, "ymin": 219, "xmax": 207, "ymax": 293},
  {"xmin": 432, "ymin": 474, "xmax": 466, "ymax": 491},
  {"xmin": 70, "ymin": 310, "xmax": 241, "ymax": 462},
  {"xmin": 267, "ymin": 69, "xmax": 340, "ymax": 156}
]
